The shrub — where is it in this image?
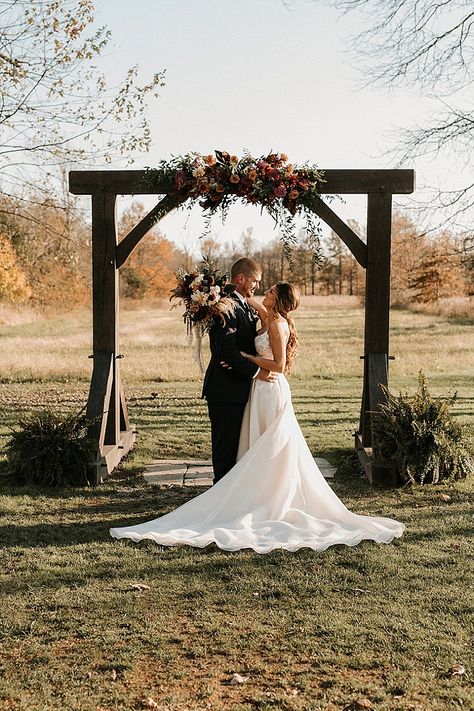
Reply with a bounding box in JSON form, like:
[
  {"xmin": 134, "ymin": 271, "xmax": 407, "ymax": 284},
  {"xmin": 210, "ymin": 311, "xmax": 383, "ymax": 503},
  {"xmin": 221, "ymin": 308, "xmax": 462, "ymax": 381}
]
[
  {"xmin": 6, "ymin": 410, "xmax": 96, "ymax": 488},
  {"xmin": 372, "ymin": 373, "xmax": 474, "ymax": 484}
]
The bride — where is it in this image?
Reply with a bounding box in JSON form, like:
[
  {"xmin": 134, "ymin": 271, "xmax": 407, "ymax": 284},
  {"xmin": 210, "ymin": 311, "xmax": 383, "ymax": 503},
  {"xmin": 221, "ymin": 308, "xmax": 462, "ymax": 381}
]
[{"xmin": 110, "ymin": 283, "xmax": 405, "ymax": 553}]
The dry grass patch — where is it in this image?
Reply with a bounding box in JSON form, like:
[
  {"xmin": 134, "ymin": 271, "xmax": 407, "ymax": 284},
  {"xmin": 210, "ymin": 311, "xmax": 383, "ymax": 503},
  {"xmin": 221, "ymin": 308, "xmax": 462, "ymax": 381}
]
[{"xmin": 0, "ymin": 298, "xmax": 473, "ymax": 710}]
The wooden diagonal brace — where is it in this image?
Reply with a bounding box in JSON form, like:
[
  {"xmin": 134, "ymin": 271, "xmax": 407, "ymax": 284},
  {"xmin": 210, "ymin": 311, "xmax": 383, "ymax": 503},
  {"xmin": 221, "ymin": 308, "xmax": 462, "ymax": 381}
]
[
  {"xmin": 304, "ymin": 195, "xmax": 368, "ymax": 268},
  {"xmin": 116, "ymin": 194, "xmax": 181, "ymax": 268}
]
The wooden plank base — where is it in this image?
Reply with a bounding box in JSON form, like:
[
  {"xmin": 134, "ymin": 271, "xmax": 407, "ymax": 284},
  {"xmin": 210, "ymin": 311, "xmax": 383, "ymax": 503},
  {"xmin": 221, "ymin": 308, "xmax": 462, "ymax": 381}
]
[
  {"xmin": 354, "ymin": 432, "xmax": 398, "ymax": 487},
  {"xmin": 88, "ymin": 426, "xmax": 136, "ymax": 485}
]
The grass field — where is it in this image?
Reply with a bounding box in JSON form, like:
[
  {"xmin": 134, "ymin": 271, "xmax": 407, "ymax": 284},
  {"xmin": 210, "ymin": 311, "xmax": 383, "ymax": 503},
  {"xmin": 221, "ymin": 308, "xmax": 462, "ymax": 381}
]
[{"xmin": 0, "ymin": 297, "xmax": 473, "ymax": 710}]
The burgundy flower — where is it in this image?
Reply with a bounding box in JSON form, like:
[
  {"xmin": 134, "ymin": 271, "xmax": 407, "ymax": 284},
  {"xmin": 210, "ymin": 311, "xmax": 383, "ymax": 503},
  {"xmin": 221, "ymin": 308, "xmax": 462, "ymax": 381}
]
[{"xmin": 273, "ymin": 184, "xmax": 287, "ymax": 198}]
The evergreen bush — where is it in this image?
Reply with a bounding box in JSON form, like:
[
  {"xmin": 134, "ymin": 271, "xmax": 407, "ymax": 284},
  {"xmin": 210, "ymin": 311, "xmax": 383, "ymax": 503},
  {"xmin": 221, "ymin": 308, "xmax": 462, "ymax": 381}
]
[
  {"xmin": 6, "ymin": 410, "xmax": 96, "ymax": 488},
  {"xmin": 372, "ymin": 373, "xmax": 474, "ymax": 484}
]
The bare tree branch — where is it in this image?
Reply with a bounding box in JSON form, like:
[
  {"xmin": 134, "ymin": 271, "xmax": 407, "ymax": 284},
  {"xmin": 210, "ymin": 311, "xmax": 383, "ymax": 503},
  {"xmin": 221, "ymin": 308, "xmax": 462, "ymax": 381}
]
[
  {"xmin": 323, "ymin": 0, "xmax": 474, "ymax": 226},
  {"xmin": 0, "ymin": 1, "xmax": 165, "ymax": 203}
]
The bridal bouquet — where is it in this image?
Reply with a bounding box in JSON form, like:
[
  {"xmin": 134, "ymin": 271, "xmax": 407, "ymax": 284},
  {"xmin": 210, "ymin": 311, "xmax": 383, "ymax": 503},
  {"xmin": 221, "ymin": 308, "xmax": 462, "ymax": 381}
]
[{"xmin": 170, "ymin": 261, "xmax": 236, "ymax": 372}]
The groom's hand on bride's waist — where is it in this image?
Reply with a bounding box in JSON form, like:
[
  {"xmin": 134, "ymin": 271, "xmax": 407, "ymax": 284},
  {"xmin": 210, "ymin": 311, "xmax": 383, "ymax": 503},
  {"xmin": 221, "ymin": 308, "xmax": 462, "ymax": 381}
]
[
  {"xmin": 219, "ymin": 359, "xmax": 272, "ymax": 381},
  {"xmin": 257, "ymin": 369, "xmax": 278, "ymax": 383}
]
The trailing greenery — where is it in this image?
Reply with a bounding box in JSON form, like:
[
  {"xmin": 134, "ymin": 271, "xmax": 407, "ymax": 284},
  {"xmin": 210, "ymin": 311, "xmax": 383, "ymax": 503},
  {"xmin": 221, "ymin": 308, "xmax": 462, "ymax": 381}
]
[
  {"xmin": 5, "ymin": 410, "xmax": 96, "ymax": 488},
  {"xmin": 144, "ymin": 150, "xmax": 326, "ymax": 253},
  {"xmin": 373, "ymin": 373, "xmax": 474, "ymax": 484}
]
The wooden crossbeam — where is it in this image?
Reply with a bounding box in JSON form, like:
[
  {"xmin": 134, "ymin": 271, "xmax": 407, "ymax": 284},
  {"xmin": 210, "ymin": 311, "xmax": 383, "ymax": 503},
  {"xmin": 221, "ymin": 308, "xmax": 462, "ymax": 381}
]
[
  {"xmin": 69, "ymin": 168, "xmax": 415, "ymax": 196},
  {"xmin": 304, "ymin": 195, "xmax": 367, "ymax": 267},
  {"xmin": 116, "ymin": 194, "xmax": 181, "ymax": 268}
]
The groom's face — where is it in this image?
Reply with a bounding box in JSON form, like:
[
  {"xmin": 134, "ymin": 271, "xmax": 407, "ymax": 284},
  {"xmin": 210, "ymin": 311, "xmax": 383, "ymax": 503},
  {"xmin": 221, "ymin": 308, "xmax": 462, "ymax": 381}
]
[{"xmin": 236, "ymin": 271, "xmax": 261, "ymax": 298}]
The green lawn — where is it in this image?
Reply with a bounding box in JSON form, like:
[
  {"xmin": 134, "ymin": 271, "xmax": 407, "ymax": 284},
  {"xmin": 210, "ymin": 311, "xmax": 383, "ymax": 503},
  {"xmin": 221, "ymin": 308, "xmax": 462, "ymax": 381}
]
[{"xmin": 0, "ymin": 299, "xmax": 473, "ymax": 710}]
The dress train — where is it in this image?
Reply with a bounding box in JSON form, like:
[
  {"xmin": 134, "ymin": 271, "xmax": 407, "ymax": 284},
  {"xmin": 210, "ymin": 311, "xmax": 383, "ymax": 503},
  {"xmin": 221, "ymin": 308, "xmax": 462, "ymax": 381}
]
[{"xmin": 110, "ymin": 332, "xmax": 405, "ymax": 553}]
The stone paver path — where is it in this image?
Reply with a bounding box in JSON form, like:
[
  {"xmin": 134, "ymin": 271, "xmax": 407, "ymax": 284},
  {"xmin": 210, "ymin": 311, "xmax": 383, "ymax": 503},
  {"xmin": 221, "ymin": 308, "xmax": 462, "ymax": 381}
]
[{"xmin": 143, "ymin": 458, "xmax": 336, "ymax": 487}]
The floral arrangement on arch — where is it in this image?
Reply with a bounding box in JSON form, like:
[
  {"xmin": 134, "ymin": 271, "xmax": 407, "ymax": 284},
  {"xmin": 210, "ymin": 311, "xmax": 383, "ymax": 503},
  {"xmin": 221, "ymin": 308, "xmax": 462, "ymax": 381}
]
[
  {"xmin": 145, "ymin": 150, "xmax": 325, "ymax": 247},
  {"xmin": 170, "ymin": 259, "xmax": 236, "ymax": 373}
]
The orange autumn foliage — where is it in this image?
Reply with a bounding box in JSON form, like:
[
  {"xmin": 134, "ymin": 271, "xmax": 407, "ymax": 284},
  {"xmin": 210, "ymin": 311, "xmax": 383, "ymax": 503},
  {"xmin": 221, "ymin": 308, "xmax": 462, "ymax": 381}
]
[
  {"xmin": 0, "ymin": 235, "xmax": 32, "ymax": 303},
  {"xmin": 118, "ymin": 202, "xmax": 178, "ymax": 299}
]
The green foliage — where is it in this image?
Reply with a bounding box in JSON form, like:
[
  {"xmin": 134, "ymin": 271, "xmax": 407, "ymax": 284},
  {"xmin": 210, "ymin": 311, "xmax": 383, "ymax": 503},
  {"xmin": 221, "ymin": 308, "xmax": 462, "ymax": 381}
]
[
  {"xmin": 5, "ymin": 410, "xmax": 96, "ymax": 488},
  {"xmin": 373, "ymin": 373, "xmax": 474, "ymax": 484},
  {"xmin": 120, "ymin": 265, "xmax": 148, "ymax": 299}
]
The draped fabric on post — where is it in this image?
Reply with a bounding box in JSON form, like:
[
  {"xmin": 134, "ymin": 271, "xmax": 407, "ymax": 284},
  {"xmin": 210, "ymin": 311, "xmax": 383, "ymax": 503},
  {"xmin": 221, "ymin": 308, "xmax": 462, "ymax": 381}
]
[{"xmin": 110, "ymin": 332, "xmax": 405, "ymax": 553}]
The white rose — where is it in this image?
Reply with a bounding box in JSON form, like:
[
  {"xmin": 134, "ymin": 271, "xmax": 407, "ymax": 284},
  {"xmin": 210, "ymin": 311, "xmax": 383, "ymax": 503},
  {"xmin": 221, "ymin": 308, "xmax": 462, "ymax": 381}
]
[{"xmin": 190, "ymin": 275, "xmax": 204, "ymax": 290}]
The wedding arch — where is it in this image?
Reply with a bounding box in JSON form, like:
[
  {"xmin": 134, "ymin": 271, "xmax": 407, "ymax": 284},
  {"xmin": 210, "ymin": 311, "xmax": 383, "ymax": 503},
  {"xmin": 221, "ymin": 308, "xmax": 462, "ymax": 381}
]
[{"xmin": 69, "ymin": 154, "xmax": 415, "ymax": 486}]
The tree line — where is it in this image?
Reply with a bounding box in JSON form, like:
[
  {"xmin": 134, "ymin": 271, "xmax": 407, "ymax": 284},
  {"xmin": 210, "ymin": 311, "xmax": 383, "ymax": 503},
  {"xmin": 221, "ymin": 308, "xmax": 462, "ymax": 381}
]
[
  {"xmin": 1, "ymin": 2, "xmax": 472, "ymax": 312},
  {"xmin": 1, "ymin": 196, "xmax": 472, "ymax": 309}
]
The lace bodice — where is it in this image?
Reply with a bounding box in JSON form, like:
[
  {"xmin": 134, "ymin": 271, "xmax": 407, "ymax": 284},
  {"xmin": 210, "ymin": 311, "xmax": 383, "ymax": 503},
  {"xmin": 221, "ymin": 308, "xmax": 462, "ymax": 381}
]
[
  {"xmin": 255, "ymin": 321, "xmax": 290, "ymax": 359},
  {"xmin": 255, "ymin": 330, "xmax": 273, "ymax": 358}
]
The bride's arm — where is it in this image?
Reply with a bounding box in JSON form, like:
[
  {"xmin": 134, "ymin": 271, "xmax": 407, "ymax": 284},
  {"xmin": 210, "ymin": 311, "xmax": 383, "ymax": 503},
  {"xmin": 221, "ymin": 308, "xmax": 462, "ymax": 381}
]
[
  {"xmin": 247, "ymin": 297, "xmax": 268, "ymax": 327},
  {"xmin": 241, "ymin": 321, "xmax": 287, "ymax": 373}
]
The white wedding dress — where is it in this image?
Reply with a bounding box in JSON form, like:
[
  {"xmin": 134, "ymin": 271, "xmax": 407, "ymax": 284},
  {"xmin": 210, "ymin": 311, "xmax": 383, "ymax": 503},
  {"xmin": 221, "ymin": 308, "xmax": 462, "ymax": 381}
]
[{"xmin": 110, "ymin": 330, "xmax": 405, "ymax": 553}]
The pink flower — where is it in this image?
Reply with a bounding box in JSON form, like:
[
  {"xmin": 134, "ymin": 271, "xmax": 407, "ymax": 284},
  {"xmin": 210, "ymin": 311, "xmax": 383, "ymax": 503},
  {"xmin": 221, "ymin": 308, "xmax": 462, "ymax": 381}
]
[
  {"xmin": 175, "ymin": 170, "xmax": 186, "ymax": 188},
  {"xmin": 273, "ymin": 184, "xmax": 287, "ymax": 198}
]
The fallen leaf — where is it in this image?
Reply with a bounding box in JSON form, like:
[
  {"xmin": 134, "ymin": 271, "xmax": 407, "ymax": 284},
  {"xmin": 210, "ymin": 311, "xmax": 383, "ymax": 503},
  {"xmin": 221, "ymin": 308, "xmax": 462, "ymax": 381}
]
[
  {"xmin": 229, "ymin": 673, "xmax": 249, "ymax": 685},
  {"xmin": 437, "ymin": 493, "xmax": 451, "ymax": 502},
  {"xmin": 289, "ymin": 688, "xmax": 299, "ymax": 697},
  {"xmin": 130, "ymin": 583, "xmax": 151, "ymax": 591},
  {"xmin": 111, "ymin": 669, "xmax": 117, "ymax": 681},
  {"xmin": 143, "ymin": 698, "xmax": 158, "ymax": 709},
  {"xmin": 351, "ymin": 588, "xmax": 371, "ymax": 594},
  {"xmin": 253, "ymin": 592, "xmax": 259, "ymax": 597},
  {"xmin": 449, "ymin": 664, "xmax": 466, "ymax": 676},
  {"xmin": 310, "ymin": 565, "xmax": 319, "ymax": 573}
]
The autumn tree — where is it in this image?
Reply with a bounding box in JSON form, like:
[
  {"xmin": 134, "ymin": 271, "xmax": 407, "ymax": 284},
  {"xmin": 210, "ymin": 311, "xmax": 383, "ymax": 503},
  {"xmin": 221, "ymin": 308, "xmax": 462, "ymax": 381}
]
[
  {"xmin": 0, "ymin": 235, "xmax": 31, "ymax": 303},
  {"xmin": 410, "ymin": 233, "xmax": 468, "ymax": 303},
  {"xmin": 0, "ymin": 185, "xmax": 91, "ymax": 307},
  {"xmin": 390, "ymin": 211, "xmax": 427, "ymax": 306},
  {"xmin": 118, "ymin": 202, "xmax": 178, "ymax": 300}
]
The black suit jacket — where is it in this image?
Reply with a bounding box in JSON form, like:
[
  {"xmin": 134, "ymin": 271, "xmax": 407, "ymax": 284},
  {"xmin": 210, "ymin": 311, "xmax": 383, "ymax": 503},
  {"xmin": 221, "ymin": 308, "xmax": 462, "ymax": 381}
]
[{"xmin": 202, "ymin": 295, "xmax": 259, "ymax": 404}]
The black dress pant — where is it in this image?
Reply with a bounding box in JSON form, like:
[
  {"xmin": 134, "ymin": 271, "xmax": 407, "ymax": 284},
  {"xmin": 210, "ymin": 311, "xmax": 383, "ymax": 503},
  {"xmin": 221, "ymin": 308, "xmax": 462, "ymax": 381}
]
[{"xmin": 207, "ymin": 401, "xmax": 246, "ymax": 483}]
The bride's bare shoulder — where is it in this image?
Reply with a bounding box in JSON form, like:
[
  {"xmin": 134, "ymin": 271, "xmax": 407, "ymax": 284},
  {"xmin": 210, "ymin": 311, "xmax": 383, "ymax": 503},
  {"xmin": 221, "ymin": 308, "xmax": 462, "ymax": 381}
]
[{"xmin": 268, "ymin": 318, "xmax": 288, "ymax": 337}]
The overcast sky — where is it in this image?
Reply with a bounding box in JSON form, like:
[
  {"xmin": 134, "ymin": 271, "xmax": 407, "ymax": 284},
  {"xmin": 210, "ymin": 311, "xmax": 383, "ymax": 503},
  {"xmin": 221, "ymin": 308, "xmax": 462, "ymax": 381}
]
[{"xmin": 91, "ymin": 0, "xmax": 457, "ymax": 249}]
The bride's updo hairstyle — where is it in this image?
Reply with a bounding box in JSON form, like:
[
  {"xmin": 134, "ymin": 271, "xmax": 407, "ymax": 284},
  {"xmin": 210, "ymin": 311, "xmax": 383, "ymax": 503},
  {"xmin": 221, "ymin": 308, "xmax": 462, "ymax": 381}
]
[{"xmin": 274, "ymin": 282, "xmax": 300, "ymax": 374}]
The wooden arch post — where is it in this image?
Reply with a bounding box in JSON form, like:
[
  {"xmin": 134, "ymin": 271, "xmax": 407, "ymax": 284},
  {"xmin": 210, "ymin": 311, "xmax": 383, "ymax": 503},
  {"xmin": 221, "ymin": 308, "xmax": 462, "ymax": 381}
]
[{"xmin": 69, "ymin": 167, "xmax": 415, "ymax": 485}]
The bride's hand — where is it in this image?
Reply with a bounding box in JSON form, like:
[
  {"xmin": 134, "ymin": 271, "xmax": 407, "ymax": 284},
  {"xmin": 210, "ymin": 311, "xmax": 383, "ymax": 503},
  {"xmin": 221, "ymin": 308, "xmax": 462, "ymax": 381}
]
[{"xmin": 240, "ymin": 351, "xmax": 253, "ymax": 361}]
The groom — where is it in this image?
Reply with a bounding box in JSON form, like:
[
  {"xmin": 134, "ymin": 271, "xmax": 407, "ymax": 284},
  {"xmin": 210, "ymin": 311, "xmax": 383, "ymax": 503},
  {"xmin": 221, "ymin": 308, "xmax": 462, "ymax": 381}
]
[{"xmin": 202, "ymin": 257, "xmax": 268, "ymax": 484}]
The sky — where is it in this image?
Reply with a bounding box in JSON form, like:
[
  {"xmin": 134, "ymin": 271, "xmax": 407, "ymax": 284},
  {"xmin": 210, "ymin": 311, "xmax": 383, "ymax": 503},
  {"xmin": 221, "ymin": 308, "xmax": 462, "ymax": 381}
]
[{"xmin": 89, "ymin": 0, "xmax": 456, "ymax": 250}]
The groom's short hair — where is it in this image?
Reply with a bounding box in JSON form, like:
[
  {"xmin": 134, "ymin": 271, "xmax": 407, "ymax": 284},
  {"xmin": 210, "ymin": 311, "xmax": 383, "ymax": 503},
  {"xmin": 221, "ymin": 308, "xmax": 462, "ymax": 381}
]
[{"xmin": 231, "ymin": 257, "xmax": 260, "ymax": 281}]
